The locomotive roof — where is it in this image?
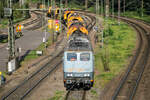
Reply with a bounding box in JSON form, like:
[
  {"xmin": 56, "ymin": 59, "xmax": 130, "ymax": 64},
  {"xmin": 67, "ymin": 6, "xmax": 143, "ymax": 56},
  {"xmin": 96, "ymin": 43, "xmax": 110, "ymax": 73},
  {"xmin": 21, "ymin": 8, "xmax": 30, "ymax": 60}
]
[{"xmin": 65, "ymin": 36, "xmax": 92, "ymax": 51}]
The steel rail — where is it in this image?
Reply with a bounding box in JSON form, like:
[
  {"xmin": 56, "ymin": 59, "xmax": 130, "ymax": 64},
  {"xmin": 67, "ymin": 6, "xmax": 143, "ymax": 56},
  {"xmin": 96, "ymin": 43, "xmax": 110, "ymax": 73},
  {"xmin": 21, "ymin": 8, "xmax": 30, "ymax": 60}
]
[
  {"xmin": 121, "ymin": 16, "xmax": 150, "ymax": 27},
  {"xmin": 20, "ymin": 60, "xmax": 62, "ymax": 100},
  {"xmin": 112, "ymin": 17, "xmax": 150, "ymax": 100},
  {"xmin": 22, "ymin": 11, "xmax": 42, "ymax": 27},
  {"xmin": 65, "ymin": 90, "xmax": 86, "ymax": 100},
  {"xmin": 1, "ymin": 51, "xmax": 63, "ymax": 100}
]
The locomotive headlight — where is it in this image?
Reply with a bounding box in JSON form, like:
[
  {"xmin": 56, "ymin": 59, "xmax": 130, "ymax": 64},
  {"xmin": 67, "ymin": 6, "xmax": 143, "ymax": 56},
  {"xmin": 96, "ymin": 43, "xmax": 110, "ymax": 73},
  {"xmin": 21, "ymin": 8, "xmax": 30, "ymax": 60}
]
[
  {"xmin": 67, "ymin": 74, "xmax": 70, "ymax": 76},
  {"xmin": 67, "ymin": 74, "xmax": 73, "ymax": 77},
  {"xmin": 70, "ymin": 74, "xmax": 73, "ymax": 76},
  {"xmin": 84, "ymin": 74, "xmax": 90, "ymax": 77}
]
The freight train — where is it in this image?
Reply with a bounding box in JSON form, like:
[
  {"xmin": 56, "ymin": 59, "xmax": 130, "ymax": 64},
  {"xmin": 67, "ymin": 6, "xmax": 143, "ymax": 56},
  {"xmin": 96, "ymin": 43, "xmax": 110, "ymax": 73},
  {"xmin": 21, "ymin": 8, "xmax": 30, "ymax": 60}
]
[
  {"xmin": 63, "ymin": 11, "xmax": 94, "ymax": 90},
  {"xmin": 47, "ymin": 8, "xmax": 94, "ymax": 90}
]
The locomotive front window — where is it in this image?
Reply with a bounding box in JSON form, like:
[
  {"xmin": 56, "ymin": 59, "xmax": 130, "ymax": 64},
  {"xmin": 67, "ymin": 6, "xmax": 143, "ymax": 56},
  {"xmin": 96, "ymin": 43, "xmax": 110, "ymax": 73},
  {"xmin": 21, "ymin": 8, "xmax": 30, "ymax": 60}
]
[
  {"xmin": 80, "ymin": 53, "xmax": 90, "ymax": 61},
  {"xmin": 67, "ymin": 53, "xmax": 77, "ymax": 61}
]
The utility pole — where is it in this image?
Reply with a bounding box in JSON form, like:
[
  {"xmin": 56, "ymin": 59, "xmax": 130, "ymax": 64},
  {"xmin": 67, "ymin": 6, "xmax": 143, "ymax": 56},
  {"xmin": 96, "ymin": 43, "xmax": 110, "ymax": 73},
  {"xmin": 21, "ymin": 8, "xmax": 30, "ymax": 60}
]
[
  {"xmin": 48, "ymin": 0, "xmax": 50, "ymax": 8},
  {"xmin": 105, "ymin": 0, "xmax": 109, "ymax": 18},
  {"xmin": 42, "ymin": 0, "xmax": 47, "ymax": 47},
  {"xmin": 141, "ymin": 0, "xmax": 143, "ymax": 17},
  {"xmin": 19, "ymin": 0, "xmax": 25, "ymax": 16},
  {"xmin": 85, "ymin": 0, "xmax": 88, "ymax": 10},
  {"xmin": 51, "ymin": 0, "xmax": 55, "ymax": 9},
  {"xmin": 101, "ymin": 0, "xmax": 103, "ymax": 16},
  {"xmin": 22, "ymin": 0, "xmax": 25, "ymax": 18},
  {"xmin": 96, "ymin": 0, "xmax": 104, "ymax": 48},
  {"xmin": 19, "ymin": 0, "xmax": 22, "ymax": 7},
  {"xmin": 65, "ymin": 0, "xmax": 68, "ymax": 8},
  {"xmin": 52, "ymin": 0, "xmax": 55, "ymax": 43},
  {"xmin": 51, "ymin": 0, "xmax": 52, "ymax": 7},
  {"xmin": 96, "ymin": 0, "xmax": 99, "ymax": 27},
  {"xmin": 123, "ymin": 0, "xmax": 125, "ymax": 14},
  {"xmin": 6, "ymin": 0, "xmax": 16, "ymax": 72},
  {"xmin": 112, "ymin": 0, "xmax": 114, "ymax": 17},
  {"xmin": 100, "ymin": 0, "xmax": 104, "ymax": 48},
  {"xmin": 60, "ymin": 0, "xmax": 63, "ymax": 34},
  {"xmin": 8, "ymin": 0, "xmax": 15, "ymax": 60},
  {"xmin": 118, "ymin": 0, "xmax": 120, "ymax": 25}
]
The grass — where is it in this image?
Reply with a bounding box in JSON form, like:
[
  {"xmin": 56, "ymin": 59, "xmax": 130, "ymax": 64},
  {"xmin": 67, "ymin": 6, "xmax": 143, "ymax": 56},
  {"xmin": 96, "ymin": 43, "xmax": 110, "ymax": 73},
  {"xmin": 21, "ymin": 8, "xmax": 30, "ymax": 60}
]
[
  {"xmin": 93, "ymin": 18, "xmax": 136, "ymax": 88},
  {"xmin": 48, "ymin": 91, "xmax": 64, "ymax": 100},
  {"xmin": 22, "ymin": 50, "xmax": 39, "ymax": 62},
  {"xmin": 90, "ymin": 89, "xmax": 97, "ymax": 96},
  {"xmin": 0, "ymin": 38, "xmax": 8, "ymax": 43},
  {"xmin": 0, "ymin": 19, "xmax": 9, "ymax": 29},
  {"xmin": 0, "ymin": 17, "xmax": 28, "ymax": 29}
]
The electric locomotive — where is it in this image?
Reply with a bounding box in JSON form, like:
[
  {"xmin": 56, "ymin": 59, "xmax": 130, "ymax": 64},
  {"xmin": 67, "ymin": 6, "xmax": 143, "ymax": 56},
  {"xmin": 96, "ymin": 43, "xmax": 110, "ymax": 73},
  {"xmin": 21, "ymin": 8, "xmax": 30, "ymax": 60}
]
[
  {"xmin": 63, "ymin": 33, "xmax": 94, "ymax": 90},
  {"xmin": 63, "ymin": 15, "xmax": 94, "ymax": 90}
]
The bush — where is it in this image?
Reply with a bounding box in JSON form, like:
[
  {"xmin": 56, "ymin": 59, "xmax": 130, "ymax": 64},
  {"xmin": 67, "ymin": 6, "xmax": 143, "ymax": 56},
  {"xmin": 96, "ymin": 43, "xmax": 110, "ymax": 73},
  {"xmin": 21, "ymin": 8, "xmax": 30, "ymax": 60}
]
[
  {"xmin": 103, "ymin": 26, "xmax": 114, "ymax": 37},
  {"xmin": 13, "ymin": 3, "xmax": 23, "ymax": 19}
]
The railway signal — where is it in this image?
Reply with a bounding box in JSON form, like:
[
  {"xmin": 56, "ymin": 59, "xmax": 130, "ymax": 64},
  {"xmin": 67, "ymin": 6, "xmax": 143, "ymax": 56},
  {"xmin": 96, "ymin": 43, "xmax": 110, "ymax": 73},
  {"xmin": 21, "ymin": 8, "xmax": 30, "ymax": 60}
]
[
  {"xmin": 48, "ymin": 19, "xmax": 53, "ymax": 29},
  {"xmin": 48, "ymin": 20, "xmax": 60, "ymax": 32},
  {"xmin": 16, "ymin": 24, "xmax": 23, "ymax": 32},
  {"xmin": 16, "ymin": 24, "xmax": 23, "ymax": 37},
  {"xmin": 55, "ymin": 20, "xmax": 60, "ymax": 33}
]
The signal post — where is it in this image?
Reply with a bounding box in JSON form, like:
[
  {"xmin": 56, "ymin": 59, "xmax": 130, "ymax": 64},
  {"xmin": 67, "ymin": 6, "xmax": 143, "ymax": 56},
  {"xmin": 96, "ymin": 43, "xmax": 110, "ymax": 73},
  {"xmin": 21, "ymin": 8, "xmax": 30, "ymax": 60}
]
[{"xmin": 4, "ymin": 0, "xmax": 17, "ymax": 73}]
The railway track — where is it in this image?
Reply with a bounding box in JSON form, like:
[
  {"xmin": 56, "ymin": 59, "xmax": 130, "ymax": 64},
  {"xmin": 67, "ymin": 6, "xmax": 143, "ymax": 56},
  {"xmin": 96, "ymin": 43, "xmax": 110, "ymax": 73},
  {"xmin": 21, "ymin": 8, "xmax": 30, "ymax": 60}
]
[
  {"xmin": 24, "ymin": 11, "xmax": 46, "ymax": 30},
  {"xmin": 74, "ymin": 9, "xmax": 150, "ymax": 100},
  {"xmin": 112, "ymin": 17, "xmax": 150, "ymax": 100},
  {"xmin": 1, "ymin": 50, "xmax": 63, "ymax": 100},
  {"xmin": 65, "ymin": 90, "xmax": 86, "ymax": 100},
  {"xmin": 76, "ymin": 9, "xmax": 150, "ymax": 100},
  {"xmin": 1, "ymin": 12, "xmax": 96, "ymax": 100},
  {"xmin": 1, "ymin": 22, "xmax": 66, "ymax": 100},
  {"xmin": 121, "ymin": 16, "xmax": 150, "ymax": 27},
  {"xmin": 22, "ymin": 11, "xmax": 42, "ymax": 27},
  {"xmin": 64, "ymin": 10, "xmax": 96, "ymax": 100}
]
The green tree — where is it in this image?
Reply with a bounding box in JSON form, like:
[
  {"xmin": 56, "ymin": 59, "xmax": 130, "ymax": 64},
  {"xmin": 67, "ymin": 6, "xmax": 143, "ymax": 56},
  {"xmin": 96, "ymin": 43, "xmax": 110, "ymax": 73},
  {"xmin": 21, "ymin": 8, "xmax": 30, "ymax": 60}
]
[{"xmin": 0, "ymin": 0, "xmax": 7, "ymax": 19}]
